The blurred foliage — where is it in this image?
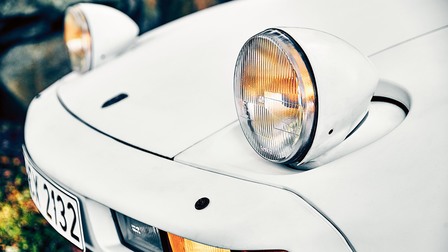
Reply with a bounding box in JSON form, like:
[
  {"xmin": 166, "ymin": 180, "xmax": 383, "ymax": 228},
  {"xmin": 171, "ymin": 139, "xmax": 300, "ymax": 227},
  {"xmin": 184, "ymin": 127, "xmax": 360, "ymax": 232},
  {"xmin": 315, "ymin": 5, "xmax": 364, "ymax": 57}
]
[
  {"xmin": 159, "ymin": 0, "xmax": 218, "ymax": 23},
  {"xmin": 0, "ymin": 121, "xmax": 74, "ymax": 251}
]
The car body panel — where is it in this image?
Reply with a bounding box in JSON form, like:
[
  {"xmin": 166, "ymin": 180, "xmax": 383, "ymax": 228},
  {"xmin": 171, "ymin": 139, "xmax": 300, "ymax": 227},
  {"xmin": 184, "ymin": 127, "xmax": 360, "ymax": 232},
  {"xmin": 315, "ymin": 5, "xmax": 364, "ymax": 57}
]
[
  {"xmin": 179, "ymin": 27, "xmax": 448, "ymax": 251},
  {"xmin": 24, "ymin": 0, "xmax": 448, "ymax": 251},
  {"xmin": 177, "ymin": 27, "xmax": 448, "ymax": 252},
  {"xmin": 25, "ymin": 81, "xmax": 351, "ymax": 251},
  {"xmin": 57, "ymin": 0, "xmax": 448, "ymax": 158}
]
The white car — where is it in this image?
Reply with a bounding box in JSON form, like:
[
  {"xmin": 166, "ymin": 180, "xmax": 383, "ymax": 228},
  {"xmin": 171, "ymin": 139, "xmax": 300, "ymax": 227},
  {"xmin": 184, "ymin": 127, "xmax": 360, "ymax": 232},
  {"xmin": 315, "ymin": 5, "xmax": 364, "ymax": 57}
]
[{"xmin": 23, "ymin": 0, "xmax": 448, "ymax": 251}]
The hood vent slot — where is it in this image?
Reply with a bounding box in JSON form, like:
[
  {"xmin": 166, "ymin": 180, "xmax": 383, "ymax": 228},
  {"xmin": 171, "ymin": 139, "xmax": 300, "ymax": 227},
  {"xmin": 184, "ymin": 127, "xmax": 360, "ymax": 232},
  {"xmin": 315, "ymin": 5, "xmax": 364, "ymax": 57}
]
[{"xmin": 102, "ymin": 93, "xmax": 128, "ymax": 108}]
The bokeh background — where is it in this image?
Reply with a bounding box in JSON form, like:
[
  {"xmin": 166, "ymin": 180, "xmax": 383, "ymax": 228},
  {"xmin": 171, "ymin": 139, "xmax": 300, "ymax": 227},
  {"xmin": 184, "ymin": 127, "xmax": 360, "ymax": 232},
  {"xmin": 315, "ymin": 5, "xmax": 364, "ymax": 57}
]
[{"xmin": 0, "ymin": 0, "xmax": 230, "ymax": 250}]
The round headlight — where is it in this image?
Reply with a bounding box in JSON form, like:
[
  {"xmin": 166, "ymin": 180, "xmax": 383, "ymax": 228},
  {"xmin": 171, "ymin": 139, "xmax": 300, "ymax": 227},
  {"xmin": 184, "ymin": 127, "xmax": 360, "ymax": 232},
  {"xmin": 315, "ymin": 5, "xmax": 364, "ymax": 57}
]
[
  {"xmin": 64, "ymin": 5, "xmax": 92, "ymax": 73},
  {"xmin": 234, "ymin": 28, "xmax": 317, "ymax": 164},
  {"xmin": 63, "ymin": 3, "xmax": 139, "ymax": 73}
]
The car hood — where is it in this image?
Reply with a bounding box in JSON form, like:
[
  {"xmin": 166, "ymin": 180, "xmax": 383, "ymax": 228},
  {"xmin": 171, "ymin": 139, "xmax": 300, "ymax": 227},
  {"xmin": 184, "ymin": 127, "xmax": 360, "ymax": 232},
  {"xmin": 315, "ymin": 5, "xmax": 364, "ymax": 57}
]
[{"xmin": 57, "ymin": 0, "xmax": 447, "ymax": 158}]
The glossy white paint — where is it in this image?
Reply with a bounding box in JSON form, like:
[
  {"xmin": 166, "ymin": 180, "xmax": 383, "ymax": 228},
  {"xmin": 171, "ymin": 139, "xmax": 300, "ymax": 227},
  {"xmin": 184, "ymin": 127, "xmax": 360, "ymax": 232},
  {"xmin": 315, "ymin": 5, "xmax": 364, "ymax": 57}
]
[
  {"xmin": 77, "ymin": 3, "xmax": 139, "ymax": 69},
  {"xmin": 25, "ymin": 83, "xmax": 351, "ymax": 252},
  {"xmin": 83, "ymin": 199, "xmax": 130, "ymax": 251},
  {"xmin": 301, "ymin": 80, "xmax": 409, "ymax": 169},
  {"xmin": 58, "ymin": 0, "xmax": 447, "ymax": 159},
  {"xmin": 178, "ymin": 27, "xmax": 448, "ymax": 251},
  {"xmin": 24, "ymin": 0, "xmax": 448, "ymax": 251},
  {"xmin": 279, "ymin": 28, "xmax": 377, "ymax": 164},
  {"xmin": 177, "ymin": 97, "xmax": 407, "ymax": 172}
]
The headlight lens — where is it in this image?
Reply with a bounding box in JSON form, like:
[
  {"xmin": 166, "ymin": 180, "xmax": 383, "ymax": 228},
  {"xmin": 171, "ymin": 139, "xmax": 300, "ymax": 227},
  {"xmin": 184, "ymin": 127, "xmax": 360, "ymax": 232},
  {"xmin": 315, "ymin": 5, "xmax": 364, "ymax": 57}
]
[
  {"xmin": 64, "ymin": 5, "xmax": 92, "ymax": 73},
  {"xmin": 234, "ymin": 28, "xmax": 317, "ymax": 164}
]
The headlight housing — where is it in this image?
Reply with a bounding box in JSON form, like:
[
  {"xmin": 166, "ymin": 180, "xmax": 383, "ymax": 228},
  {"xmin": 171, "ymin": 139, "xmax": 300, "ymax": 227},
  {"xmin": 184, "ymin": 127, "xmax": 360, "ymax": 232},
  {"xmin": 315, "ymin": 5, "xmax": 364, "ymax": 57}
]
[
  {"xmin": 234, "ymin": 29, "xmax": 317, "ymax": 164},
  {"xmin": 234, "ymin": 28, "xmax": 378, "ymax": 167},
  {"xmin": 64, "ymin": 3, "xmax": 139, "ymax": 73}
]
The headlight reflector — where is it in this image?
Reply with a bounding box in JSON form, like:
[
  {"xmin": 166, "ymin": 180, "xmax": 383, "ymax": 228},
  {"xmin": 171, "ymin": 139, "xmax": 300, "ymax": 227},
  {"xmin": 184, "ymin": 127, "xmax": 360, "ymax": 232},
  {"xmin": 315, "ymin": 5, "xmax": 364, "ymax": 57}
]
[
  {"xmin": 234, "ymin": 28, "xmax": 317, "ymax": 164},
  {"xmin": 64, "ymin": 5, "xmax": 92, "ymax": 73}
]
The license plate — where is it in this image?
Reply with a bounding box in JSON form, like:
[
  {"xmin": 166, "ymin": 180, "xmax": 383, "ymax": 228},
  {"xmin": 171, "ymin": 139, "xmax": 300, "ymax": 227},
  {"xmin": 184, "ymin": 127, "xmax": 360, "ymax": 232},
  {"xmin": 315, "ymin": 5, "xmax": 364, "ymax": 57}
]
[{"xmin": 24, "ymin": 151, "xmax": 85, "ymax": 251}]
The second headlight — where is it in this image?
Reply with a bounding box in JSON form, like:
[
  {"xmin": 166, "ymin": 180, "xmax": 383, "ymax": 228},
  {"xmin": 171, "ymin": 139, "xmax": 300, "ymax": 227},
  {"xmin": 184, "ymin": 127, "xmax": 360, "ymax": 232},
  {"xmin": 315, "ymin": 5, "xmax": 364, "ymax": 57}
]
[
  {"xmin": 64, "ymin": 3, "xmax": 139, "ymax": 73},
  {"xmin": 64, "ymin": 5, "xmax": 92, "ymax": 73}
]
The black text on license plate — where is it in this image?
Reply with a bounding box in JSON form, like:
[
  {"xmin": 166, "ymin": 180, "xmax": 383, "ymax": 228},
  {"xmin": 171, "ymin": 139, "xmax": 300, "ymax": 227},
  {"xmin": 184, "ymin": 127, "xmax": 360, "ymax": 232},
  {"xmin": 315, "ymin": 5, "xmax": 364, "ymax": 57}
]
[{"xmin": 25, "ymin": 157, "xmax": 85, "ymax": 251}]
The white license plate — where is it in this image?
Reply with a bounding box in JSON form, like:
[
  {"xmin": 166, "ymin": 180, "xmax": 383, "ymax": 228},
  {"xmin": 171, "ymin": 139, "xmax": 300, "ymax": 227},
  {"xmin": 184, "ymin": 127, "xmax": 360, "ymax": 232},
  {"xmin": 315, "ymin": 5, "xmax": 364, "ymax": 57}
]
[{"xmin": 24, "ymin": 151, "xmax": 85, "ymax": 251}]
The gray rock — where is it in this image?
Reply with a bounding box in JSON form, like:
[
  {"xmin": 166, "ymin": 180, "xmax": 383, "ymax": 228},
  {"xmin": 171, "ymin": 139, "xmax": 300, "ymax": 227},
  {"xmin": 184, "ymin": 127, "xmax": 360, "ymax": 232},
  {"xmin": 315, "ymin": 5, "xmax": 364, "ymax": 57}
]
[
  {"xmin": 0, "ymin": 35, "xmax": 71, "ymax": 107},
  {"xmin": 0, "ymin": 0, "xmax": 40, "ymax": 17}
]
